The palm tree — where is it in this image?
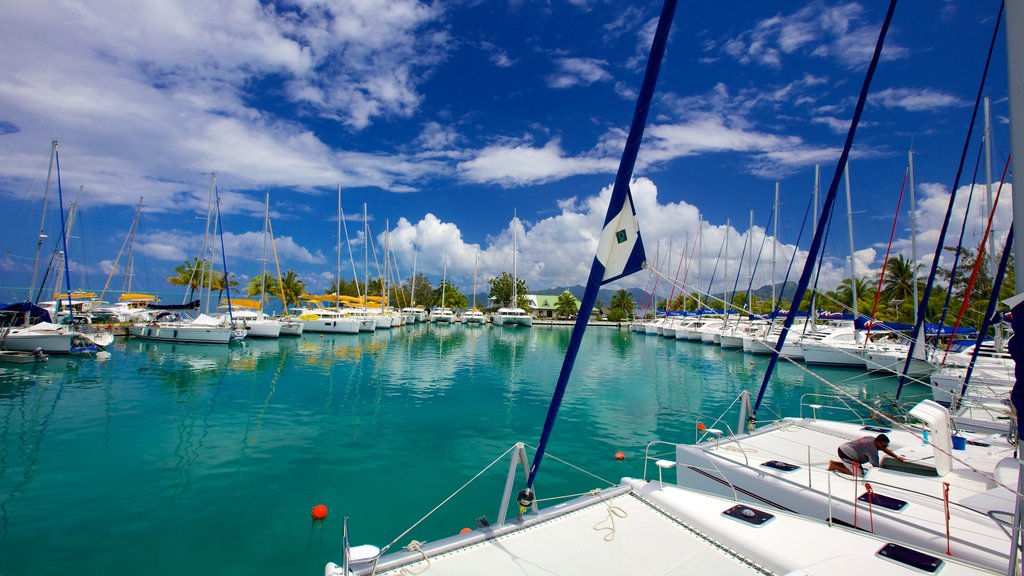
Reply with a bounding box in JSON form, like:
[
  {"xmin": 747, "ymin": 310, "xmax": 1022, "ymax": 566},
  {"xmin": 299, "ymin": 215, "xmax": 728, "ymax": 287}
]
[
  {"xmin": 880, "ymin": 255, "xmax": 920, "ymax": 323},
  {"xmin": 609, "ymin": 289, "xmax": 635, "ymax": 319},
  {"xmin": 247, "ymin": 273, "xmax": 278, "ymax": 303},
  {"xmin": 209, "ymin": 272, "xmax": 239, "ymax": 306},
  {"xmin": 165, "ymin": 257, "xmax": 208, "ymax": 300},
  {"xmin": 555, "ymin": 291, "xmax": 579, "ymax": 319},
  {"xmin": 277, "ymin": 270, "xmax": 306, "ymax": 309}
]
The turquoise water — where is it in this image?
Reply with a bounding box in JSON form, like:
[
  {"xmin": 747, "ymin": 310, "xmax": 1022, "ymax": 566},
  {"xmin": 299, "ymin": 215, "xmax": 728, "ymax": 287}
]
[{"xmin": 0, "ymin": 325, "xmax": 928, "ymax": 575}]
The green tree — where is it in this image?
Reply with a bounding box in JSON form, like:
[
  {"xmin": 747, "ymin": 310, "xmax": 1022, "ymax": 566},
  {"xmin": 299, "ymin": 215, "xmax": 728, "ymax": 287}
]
[
  {"xmin": 401, "ymin": 273, "xmax": 433, "ymax": 308},
  {"xmin": 277, "ymin": 270, "xmax": 306, "ymax": 309},
  {"xmin": 433, "ymin": 280, "xmax": 467, "ymax": 310},
  {"xmin": 877, "ymin": 255, "xmax": 921, "ymax": 323},
  {"xmin": 247, "ymin": 273, "xmax": 278, "ymax": 304},
  {"xmin": 609, "ymin": 289, "xmax": 635, "ymax": 319},
  {"xmin": 488, "ymin": 272, "xmax": 529, "ymax": 308},
  {"xmin": 165, "ymin": 257, "xmax": 209, "ymax": 300},
  {"xmin": 209, "ymin": 272, "xmax": 239, "ymax": 306},
  {"xmin": 555, "ymin": 291, "xmax": 579, "ymax": 319}
]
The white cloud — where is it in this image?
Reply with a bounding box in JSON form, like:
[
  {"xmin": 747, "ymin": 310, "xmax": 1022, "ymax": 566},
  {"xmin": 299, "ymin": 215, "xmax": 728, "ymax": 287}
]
[
  {"xmin": 872, "ymin": 88, "xmax": 967, "ymax": 112},
  {"xmin": 457, "ymin": 138, "xmax": 614, "ymax": 186},
  {"xmin": 547, "ymin": 57, "xmax": 612, "ymax": 89},
  {"xmin": 0, "ymin": 0, "xmax": 451, "ymax": 213},
  {"xmin": 718, "ymin": 2, "xmax": 907, "ymax": 70}
]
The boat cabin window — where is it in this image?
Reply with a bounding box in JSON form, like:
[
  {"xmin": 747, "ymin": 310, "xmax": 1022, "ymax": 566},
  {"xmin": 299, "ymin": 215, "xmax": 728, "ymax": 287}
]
[
  {"xmin": 858, "ymin": 491, "xmax": 907, "ymax": 511},
  {"xmin": 876, "ymin": 543, "xmax": 943, "ymax": 573}
]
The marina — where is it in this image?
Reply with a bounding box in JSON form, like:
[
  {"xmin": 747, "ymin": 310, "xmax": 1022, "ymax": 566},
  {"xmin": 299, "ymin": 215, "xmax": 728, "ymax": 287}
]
[{"xmin": 0, "ymin": 325, "xmax": 928, "ymax": 576}]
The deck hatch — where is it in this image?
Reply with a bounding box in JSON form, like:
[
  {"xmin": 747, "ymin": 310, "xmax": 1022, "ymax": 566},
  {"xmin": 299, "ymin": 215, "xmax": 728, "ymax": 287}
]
[
  {"xmin": 858, "ymin": 491, "xmax": 907, "ymax": 511},
  {"xmin": 876, "ymin": 543, "xmax": 943, "ymax": 573},
  {"xmin": 722, "ymin": 504, "xmax": 774, "ymax": 526},
  {"xmin": 760, "ymin": 460, "xmax": 800, "ymax": 472},
  {"xmin": 861, "ymin": 425, "xmax": 891, "ymax": 433}
]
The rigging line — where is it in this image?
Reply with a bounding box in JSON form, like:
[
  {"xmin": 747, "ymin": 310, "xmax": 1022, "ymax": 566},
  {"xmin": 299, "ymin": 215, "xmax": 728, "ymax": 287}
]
[
  {"xmin": 666, "ymin": 239, "xmax": 683, "ymax": 307},
  {"xmin": 897, "ymin": 1, "xmax": 1004, "ymax": 398},
  {"xmin": 754, "ymin": 0, "xmax": 897, "ymax": 417},
  {"xmin": 743, "ymin": 209, "xmax": 773, "ymax": 312},
  {"xmin": 941, "ymin": 154, "xmax": 1012, "ymax": 363},
  {"xmin": 678, "ymin": 231, "xmax": 700, "ymax": 310},
  {"xmin": 54, "ymin": 149, "xmax": 74, "ymax": 323},
  {"xmin": 864, "ymin": 167, "xmax": 908, "ymax": 342},
  {"xmin": 937, "ymin": 140, "xmax": 986, "ymax": 342},
  {"xmin": 960, "ymin": 224, "xmax": 1014, "ymax": 400}
]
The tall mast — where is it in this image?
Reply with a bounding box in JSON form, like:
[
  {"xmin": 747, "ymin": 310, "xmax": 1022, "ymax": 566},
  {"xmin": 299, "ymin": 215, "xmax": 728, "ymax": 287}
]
[
  {"xmin": 472, "ymin": 251, "xmax": 478, "ymax": 310},
  {"xmin": 336, "ymin": 185, "xmax": 342, "ymax": 309},
  {"xmin": 1011, "ymin": 1, "xmax": 1024, "ymax": 296},
  {"xmin": 410, "ymin": 251, "xmax": 417, "ymax": 306},
  {"xmin": 28, "ymin": 139, "xmax": 57, "ymax": 303},
  {"xmin": 908, "ymin": 149, "xmax": 919, "ymax": 324},
  {"xmin": 512, "ymin": 209, "xmax": 518, "ymax": 308},
  {"xmin": 983, "ymin": 97, "xmax": 1003, "ymax": 350},
  {"xmin": 723, "ymin": 219, "xmax": 729, "ymax": 319},
  {"xmin": 844, "ymin": 164, "xmax": 858, "ymax": 319},
  {"xmin": 441, "ymin": 251, "xmax": 448, "ymax": 308},
  {"xmin": 363, "ymin": 203, "xmax": 369, "ymax": 308},
  {"xmin": 772, "ymin": 183, "xmax": 778, "ymax": 313},
  {"xmin": 200, "ymin": 172, "xmax": 216, "ymax": 311},
  {"xmin": 261, "ymin": 190, "xmax": 270, "ymax": 314}
]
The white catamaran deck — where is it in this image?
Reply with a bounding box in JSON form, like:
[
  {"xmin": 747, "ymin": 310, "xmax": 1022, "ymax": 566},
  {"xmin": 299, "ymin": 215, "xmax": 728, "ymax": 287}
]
[
  {"xmin": 338, "ymin": 480, "xmax": 995, "ymax": 576},
  {"xmin": 674, "ymin": 416, "xmax": 1016, "ymax": 572}
]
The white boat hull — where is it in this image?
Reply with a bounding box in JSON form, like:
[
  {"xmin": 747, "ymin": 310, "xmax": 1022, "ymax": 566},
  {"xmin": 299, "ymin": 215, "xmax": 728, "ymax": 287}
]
[
  {"xmin": 1, "ymin": 329, "xmax": 72, "ymax": 354},
  {"xmin": 128, "ymin": 323, "xmax": 234, "ymax": 344}
]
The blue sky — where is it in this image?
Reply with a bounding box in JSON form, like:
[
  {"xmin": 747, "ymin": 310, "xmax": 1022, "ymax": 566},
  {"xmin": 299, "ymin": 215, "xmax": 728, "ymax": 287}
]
[{"xmin": 0, "ymin": 0, "xmax": 1015, "ymax": 305}]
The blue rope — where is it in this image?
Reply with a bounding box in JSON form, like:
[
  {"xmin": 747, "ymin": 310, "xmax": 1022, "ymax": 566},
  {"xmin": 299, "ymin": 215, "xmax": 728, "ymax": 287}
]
[{"xmin": 55, "ymin": 149, "xmax": 74, "ymax": 323}]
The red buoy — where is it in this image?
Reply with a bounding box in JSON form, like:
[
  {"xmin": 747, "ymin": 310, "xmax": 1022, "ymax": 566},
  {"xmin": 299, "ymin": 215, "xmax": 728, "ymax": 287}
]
[
  {"xmin": 614, "ymin": 451, "xmax": 626, "ymax": 461},
  {"xmin": 460, "ymin": 527, "xmax": 472, "ymax": 534},
  {"xmin": 312, "ymin": 504, "xmax": 328, "ymax": 521}
]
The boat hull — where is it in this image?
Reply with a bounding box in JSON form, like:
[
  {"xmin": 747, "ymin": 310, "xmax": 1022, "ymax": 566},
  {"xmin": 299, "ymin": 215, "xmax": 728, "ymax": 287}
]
[{"xmin": 128, "ymin": 324, "xmax": 233, "ymax": 344}]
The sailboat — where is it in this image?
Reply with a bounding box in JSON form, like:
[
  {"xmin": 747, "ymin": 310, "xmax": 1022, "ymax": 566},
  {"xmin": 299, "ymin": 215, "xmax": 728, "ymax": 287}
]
[
  {"xmin": 3, "ymin": 140, "xmax": 110, "ymax": 354},
  {"xmin": 295, "ymin": 186, "xmax": 362, "ymax": 335},
  {"xmin": 463, "ymin": 251, "xmax": 487, "ymax": 325},
  {"xmin": 128, "ymin": 172, "xmax": 242, "ymax": 344},
  {"xmin": 429, "ymin": 251, "xmax": 455, "ymax": 323},
  {"xmin": 490, "ymin": 211, "xmax": 532, "ymax": 327}
]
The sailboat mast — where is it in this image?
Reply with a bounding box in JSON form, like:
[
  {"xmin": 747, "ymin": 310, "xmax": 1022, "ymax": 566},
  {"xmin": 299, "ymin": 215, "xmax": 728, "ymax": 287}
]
[
  {"xmin": 262, "ymin": 191, "xmax": 270, "ymax": 313},
  {"xmin": 772, "ymin": 184, "xmax": 778, "ymax": 313},
  {"xmin": 28, "ymin": 139, "xmax": 57, "ymax": 304},
  {"xmin": 908, "ymin": 150, "xmax": 919, "ymax": 324},
  {"xmin": 983, "ymin": 97, "xmax": 1004, "ymax": 349},
  {"xmin": 724, "ymin": 219, "xmax": 729, "ymax": 317},
  {"xmin": 512, "ymin": 209, "xmax": 518, "ymax": 308},
  {"xmin": 336, "ymin": 185, "xmax": 342, "ymax": 309},
  {"xmin": 363, "ymin": 203, "xmax": 369, "ymax": 307},
  {"xmin": 99, "ymin": 196, "xmax": 143, "ymax": 302},
  {"xmin": 844, "ymin": 165, "xmax": 858, "ymax": 318},
  {"xmin": 200, "ymin": 172, "xmax": 216, "ymax": 311},
  {"xmin": 472, "ymin": 252, "xmax": 478, "ymax": 310},
  {"xmin": 410, "ymin": 251, "xmax": 417, "ymax": 306},
  {"xmin": 1011, "ymin": 2, "xmax": 1024, "ymax": 296},
  {"xmin": 441, "ymin": 251, "xmax": 447, "ymax": 308}
]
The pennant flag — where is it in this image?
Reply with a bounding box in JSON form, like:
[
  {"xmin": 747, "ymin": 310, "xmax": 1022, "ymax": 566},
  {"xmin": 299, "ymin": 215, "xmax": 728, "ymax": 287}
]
[{"xmin": 595, "ymin": 187, "xmax": 646, "ymax": 284}]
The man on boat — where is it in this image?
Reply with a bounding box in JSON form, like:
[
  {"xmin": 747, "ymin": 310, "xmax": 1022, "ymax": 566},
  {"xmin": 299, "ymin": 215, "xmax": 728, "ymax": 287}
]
[{"xmin": 827, "ymin": 434, "xmax": 905, "ymax": 475}]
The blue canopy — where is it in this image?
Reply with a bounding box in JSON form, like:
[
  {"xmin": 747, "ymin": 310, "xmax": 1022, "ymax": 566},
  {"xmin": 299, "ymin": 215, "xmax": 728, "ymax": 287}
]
[{"xmin": 0, "ymin": 301, "xmax": 53, "ymax": 325}]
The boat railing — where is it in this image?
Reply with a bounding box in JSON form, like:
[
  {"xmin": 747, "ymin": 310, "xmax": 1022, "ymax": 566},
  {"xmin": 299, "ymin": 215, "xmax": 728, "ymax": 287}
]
[
  {"xmin": 641, "ymin": 439, "xmax": 743, "ymax": 503},
  {"xmin": 799, "ymin": 393, "xmax": 868, "ymax": 423}
]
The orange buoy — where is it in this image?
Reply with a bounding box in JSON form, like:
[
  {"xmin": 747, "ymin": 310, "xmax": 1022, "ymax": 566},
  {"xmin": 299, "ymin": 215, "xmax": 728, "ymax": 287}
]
[
  {"xmin": 312, "ymin": 504, "xmax": 328, "ymax": 521},
  {"xmin": 460, "ymin": 527, "xmax": 472, "ymax": 534},
  {"xmin": 697, "ymin": 422, "xmax": 707, "ymax": 432},
  {"xmin": 614, "ymin": 451, "xmax": 626, "ymax": 461}
]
